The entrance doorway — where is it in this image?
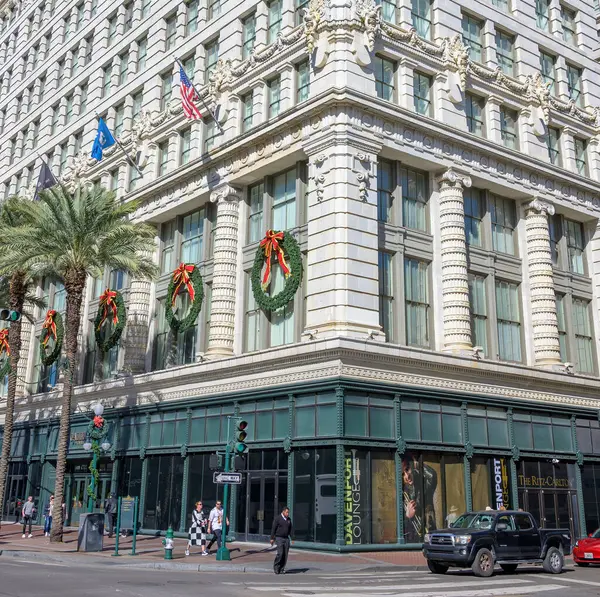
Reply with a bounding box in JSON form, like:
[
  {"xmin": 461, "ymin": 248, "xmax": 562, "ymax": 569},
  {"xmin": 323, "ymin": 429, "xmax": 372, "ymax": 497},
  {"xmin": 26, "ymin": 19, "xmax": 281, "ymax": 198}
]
[
  {"xmin": 67, "ymin": 461, "xmax": 112, "ymax": 526},
  {"xmin": 3, "ymin": 462, "xmax": 27, "ymax": 522}
]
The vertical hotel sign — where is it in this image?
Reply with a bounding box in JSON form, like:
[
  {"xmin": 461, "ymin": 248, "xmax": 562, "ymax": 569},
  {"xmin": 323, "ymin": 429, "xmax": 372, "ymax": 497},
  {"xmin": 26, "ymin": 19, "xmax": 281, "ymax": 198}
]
[
  {"xmin": 344, "ymin": 449, "xmax": 363, "ymax": 544},
  {"xmin": 492, "ymin": 458, "xmax": 510, "ymax": 510}
]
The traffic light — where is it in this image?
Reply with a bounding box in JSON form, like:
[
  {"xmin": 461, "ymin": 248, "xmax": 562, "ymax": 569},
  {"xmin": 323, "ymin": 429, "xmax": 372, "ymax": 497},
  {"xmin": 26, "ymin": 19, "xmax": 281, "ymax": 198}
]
[
  {"xmin": 0, "ymin": 308, "xmax": 20, "ymax": 322},
  {"xmin": 233, "ymin": 420, "xmax": 248, "ymax": 455}
]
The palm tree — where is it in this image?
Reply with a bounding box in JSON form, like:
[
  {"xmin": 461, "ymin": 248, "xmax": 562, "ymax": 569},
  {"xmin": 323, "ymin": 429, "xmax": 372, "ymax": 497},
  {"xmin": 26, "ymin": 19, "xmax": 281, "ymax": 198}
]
[
  {"xmin": 0, "ymin": 198, "xmax": 46, "ymax": 530},
  {"xmin": 0, "ymin": 185, "xmax": 157, "ymax": 541}
]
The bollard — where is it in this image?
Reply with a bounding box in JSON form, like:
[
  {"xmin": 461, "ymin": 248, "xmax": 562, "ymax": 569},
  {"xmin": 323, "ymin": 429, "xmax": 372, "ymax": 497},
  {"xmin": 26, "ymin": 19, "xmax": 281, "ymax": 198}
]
[{"xmin": 162, "ymin": 526, "xmax": 174, "ymax": 560}]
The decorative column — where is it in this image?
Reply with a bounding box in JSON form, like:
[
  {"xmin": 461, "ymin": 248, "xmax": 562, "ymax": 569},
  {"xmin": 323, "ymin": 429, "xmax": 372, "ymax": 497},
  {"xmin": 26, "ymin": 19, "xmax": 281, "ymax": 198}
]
[
  {"xmin": 525, "ymin": 199, "xmax": 562, "ymax": 368},
  {"xmin": 206, "ymin": 184, "xmax": 241, "ymax": 358},
  {"xmin": 436, "ymin": 169, "xmax": 473, "ymax": 354},
  {"xmin": 394, "ymin": 393, "xmax": 405, "ymax": 544},
  {"xmin": 125, "ymin": 261, "xmax": 153, "ymax": 374}
]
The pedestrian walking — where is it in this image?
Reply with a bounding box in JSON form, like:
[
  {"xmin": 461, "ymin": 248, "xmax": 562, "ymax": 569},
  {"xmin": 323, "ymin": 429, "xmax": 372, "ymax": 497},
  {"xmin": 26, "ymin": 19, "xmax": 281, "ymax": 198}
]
[
  {"xmin": 270, "ymin": 506, "xmax": 292, "ymax": 575},
  {"xmin": 43, "ymin": 495, "xmax": 54, "ymax": 537},
  {"xmin": 104, "ymin": 492, "xmax": 117, "ymax": 538},
  {"xmin": 186, "ymin": 501, "xmax": 209, "ymax": 556},
  {"xmin": 21, "ymin": 496, "xmax": 35, "ymax": 538},
  {"xmin": 206, "ymin": 500, "xmax": 228, "ymax": 553}
]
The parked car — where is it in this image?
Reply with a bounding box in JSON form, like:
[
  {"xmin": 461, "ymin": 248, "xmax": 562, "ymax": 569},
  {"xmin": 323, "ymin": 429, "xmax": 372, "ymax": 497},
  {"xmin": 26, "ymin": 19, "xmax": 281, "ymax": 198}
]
[
  {"xmin": 422, "ymin": 510, "xmax": 571, "ymax": 577},
  {"xmin": 573, "ymin": 528, "xmax": 600, "ymax": 565}
]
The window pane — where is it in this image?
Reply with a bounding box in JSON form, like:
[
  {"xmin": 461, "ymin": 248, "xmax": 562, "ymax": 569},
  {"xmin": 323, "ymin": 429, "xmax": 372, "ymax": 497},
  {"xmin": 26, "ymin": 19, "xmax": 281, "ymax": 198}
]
[{"xmin": 404, "ymin": 258, "xmax": 429, "ymax": 347}]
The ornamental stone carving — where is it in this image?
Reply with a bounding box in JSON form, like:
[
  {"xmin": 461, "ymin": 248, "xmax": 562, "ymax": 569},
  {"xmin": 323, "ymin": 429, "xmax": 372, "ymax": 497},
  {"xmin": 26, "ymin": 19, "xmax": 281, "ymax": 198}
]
[
  {"xmin": 354, "ymin": 0, "xmax": 380, "ymax": 52},
  {"xmin": 436, "ymin": 169, "xmax": 472, "ymax": 355},
  {"xmin": 524, "ymin": 199, "xmax": 562, "ymax": 369},
  {"xmin": 206, "ymin": 184, "xmax": 242, "ymax": 358},
  {"xmin": 442, "ymin": 35, "xmax": 469, "ymax": 92},
  {"xmin": 304, "ymin": 0, "xmax": 327, "ymax": 54},
  {"xmin": 60, "ymin": 153, "xmax": 93, "ymax": 192}
]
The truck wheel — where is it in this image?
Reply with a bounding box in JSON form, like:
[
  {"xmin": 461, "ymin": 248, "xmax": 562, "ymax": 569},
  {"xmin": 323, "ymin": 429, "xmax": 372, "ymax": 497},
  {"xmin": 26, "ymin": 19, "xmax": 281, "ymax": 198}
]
[
  {"xmin": 542, "ymin": 547, "xmax": 564, "ymax": 574},
  {"xmin": 471, "ymin": 548, "xmax": 494, "ymax": 577},
  {"xmin": 500, "ymin": 564, "xmax": 518, "ymax": 574},
  {"xmin": 427, "ymin": 560, "xmax": 448, "ymax": 574}
]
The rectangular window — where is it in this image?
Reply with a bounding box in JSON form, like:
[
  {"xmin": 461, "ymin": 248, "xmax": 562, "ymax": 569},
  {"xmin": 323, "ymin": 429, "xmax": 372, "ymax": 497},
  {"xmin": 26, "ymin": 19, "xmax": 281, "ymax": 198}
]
[
  {"xmin": 137, "ymin": 37, "xmax": 147, "ymax": 72},
  {"xmin": 109, "ymin": 168, "xmax": 119, "ymax": 192},
  {"xmin": 500, "ymin": 106, "xmax": 518, "ymax": 150},
  {"xmin": 539, "ymin": 51, "xmax": 556, "ymax": 94},
  {"xmin": 204, "ymin": 119, "xmax": 219, "ymax": 152},
  {"xmin": 91, "ymin": 0, "xmax": 98, "ymax": 16},
  {"xmin": 208, "ymin": 0, "xmax": 221, "ymax": 20},
  {"xmin": 573, "ymin": 299, "xmax": 594, "ymax": 373},
  {"xmin": 102, "ymin": 66, "xmax": 111, "ymax": 98},
  {"xmin": 490, "ymin": 195, "xmax": 516, "ymax": 255},
  {"xmin": 296, "ymin": 60, "xmax": 310, "ymax": 103},
  {"xmin": 546, "ymin": 126, "xmax": 560, "ymax": 166},
  {"xmin": 374, "ymin": 55, "xmax": 394, "ymax": 101},
  {"xmin": 272, "ymin": 168, "xmax": 296, "ymax": 230},
  {"xmin": 491, "ymin": 0, "xmax": 508, "ymax": 9},
  {"xmin": 181, "ymin": 210, "xmax": 204, "ymax": 263},
  {"xmin": 268, "ymin": 0, "xmax": 282, "ymax": 44},
  {"xmin": 186, "ymin": 0, "xmax": 198, "ymax": 35},
  {"xmin": 248, "ymin": 182, "xmax": 264, "ymax": 243},
  {"xmin": 270, "ymin": 265, "xmax": 295, "ymax": 346},
  {"xmin": 241, "ymin": 91, "xmax": 254, "ymax": 132},
  {"xmin": 376, "ymin": 0, "xmax": 396, "ymax": 23},
  {"xmin": 160, "ymin": 220, "xmax": 175, "ymax": 274},
  {"xmin": 165, "ymin": 15, "xmax": 177, "ymax": 51},
  {"xmin": 204, "ymin": 40, "xmax": 219, "ymax": 83},
  {"xmin": 38, "ymin": 76, "xmax": 45, "ymax": 102},
  {"xmin": 295, "ymin": 0, "xmax": 309, "ymax": 26},
  {"xmin": 71, "ymin": 51, "xmax": 79, "ymax": 78},
  {"xmin": 574, "ymin": 137, "xmax": 587, "ymax": 176},
  {"xmin": 123, "ymin": 2, "xmax": 133, "ymax": 31},
  {"xmin": 142, "ymin": 0, "xmax": 152, "ymax": 18},
  {"xmin": 132, "ymin": 91, "xmax": 143, "ymax": 121},
  {"xmin": 180, "ymin": 127, "xmax": 192, "ymax": 165},
  {"xmin": 549, "ymin": 213, "xmax": 561, "ymax": 266},
  {"xmin": 65, "ymin": 93, "xmax": 74, "ymax": 123},
  {"xmin": 59, "ymin": 143, "xmax": 68, "ymax": 174},
  {"xmin": 160, "ymin": 73, "xmax": 172, "ymax": 111},
  {"xmin": 413, "ymin": 71, "xmax": 431, "ymax": 115},
  {"xmin": 114, "ymin": 104, "xmax": 125, "ymax": 137},
  {"xmin": 461, "ymin": 14, "xmax": 483, "ymax": 62},
  {"xmin": 536, "ymin": 0, "xmax": 549, "ymax": 30},
  {"xmin": 404, "ymin": 258, "xmax": 429, "ymax": 347},
  {"xmin": 469, "ymin": 274, "xmax": 488, "ymax": 355},
  {"xmin": 556, "ymin": 294, "xmax": 567, "ymax": 362},
  {"xmin": 466, "ymin": 93, "xmax": 485, "ymax": 136},
  {"xmin": 119, "ymin": 52, "xmax": 129, "ymax": 85},
  {"xmin": 158, "ymin": 140, "xmax": 169, "ymax": 176},
  {"xmin": 245, "ymin": 277, "xmax": 262, "ymax": 352},
  {"xmin": 8, "ymin": 138, "xmax": 16, "ymax": 164},
  {"xmin": 31, "ymin": 44, "xmax": 39, "ymax": 69},
  {"xmin": 242, "ymin": 14, "xmax": 256, "ymax": 60},
  {"xmin": 464, "ymin": 187, "xmax": 484, "ymax": 247},
  {"xmin": 400, "ymin": 167, "xmax": 428, "ymax": 231},
  {"xmin": 85, "ymin": 35, "xmax": 93, "ymax": 64},
  {"xmin": 495, "ymin": 280, "xmax": 521, "ymax": 362},
  {"xmin": 57, "ymin": 59, "xmax": 65, "ymax": 82},
  {"xmin": 50, "ymin": 104, "xmax": 60, "ymax": 134},
  {"xmin": 565, "ymin": 219, "xmax": 585, "ymax": 274},
  {"xmin": 562, "ymin": 5, "xmax": 576, "ymax": 44},
  {"xmin": 567, "ymin": 64, "xmax": 582, "ymax": 106},
  {"xmin": 63, "ymin": 17, "xmax": 70, "ymax": 42},
  {"xmin": 379, "ymin": 252, "xmax": 394, "ymax": 340},
  {"xmin": 268, "ymin": 76, "xmax": 281, "ymax": 118},
  {"xmin": 107, "ymin": 15, "xmax": 117, "ymax": 46},
  {"xmin": 183, "ymin": 55, "xmax": 195, "ymax": 79},
  {"xmin": 495, "ymin": 30, "xmax": 514, "ymax": 76},
  {"xmin": 30, "ymin": 120, "xmax": 40, "ymax": 149},
  {"xmin": 377, "ymin": 158, "xmax": 394, "ymax": 223},
  {"xmin": 411, "ymin": 0, "xmax": 432, "ymax": 39}
]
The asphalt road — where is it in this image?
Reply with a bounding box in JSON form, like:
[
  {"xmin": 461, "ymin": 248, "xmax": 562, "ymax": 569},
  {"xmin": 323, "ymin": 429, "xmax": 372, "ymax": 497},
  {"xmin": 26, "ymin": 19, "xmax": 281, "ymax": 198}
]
[{"xmin": 2, "ymin": 558, "xmax": 600, "ymax": 596}]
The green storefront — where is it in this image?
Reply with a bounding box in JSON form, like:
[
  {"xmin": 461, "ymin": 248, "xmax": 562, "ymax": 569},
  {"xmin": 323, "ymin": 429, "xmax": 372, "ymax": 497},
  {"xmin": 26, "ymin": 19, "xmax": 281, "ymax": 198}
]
[{"xmin": 1, "ymin": 379, "xmax": 598, "ymax": 548}]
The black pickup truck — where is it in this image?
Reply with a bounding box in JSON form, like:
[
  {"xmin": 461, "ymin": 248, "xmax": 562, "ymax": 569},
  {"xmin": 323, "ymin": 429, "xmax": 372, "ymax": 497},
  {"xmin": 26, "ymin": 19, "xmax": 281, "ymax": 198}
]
[{"xmin": 422, "ymin": 510, "xmax": 571, "ymax": 577}]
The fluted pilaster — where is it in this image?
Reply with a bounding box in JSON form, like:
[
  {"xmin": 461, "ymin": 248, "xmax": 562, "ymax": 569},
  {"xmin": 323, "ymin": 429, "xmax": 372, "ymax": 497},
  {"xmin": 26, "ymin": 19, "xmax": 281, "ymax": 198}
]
[
  {"xmin": 436, "ymin": 169, "xmax": 472, "ymax": 353},
  {"xmin": 125, "ymin": 278, "xmax": 152, "ymax": 373},
  {"xmin": 525, "ymin": 198, "xmax": 562, "ymax": 368},
  {"xmin": 16, "ymin": 317, "xmax": 32, "ymax": 396},
  {"xmin": 206, "ymin": 184, "xmax": 241, "ymax": 358}
]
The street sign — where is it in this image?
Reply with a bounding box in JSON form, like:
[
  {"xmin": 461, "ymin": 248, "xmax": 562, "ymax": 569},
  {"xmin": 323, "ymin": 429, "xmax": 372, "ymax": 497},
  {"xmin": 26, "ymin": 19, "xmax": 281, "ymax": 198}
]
[
  {"xmin": 120, "ymin": 496, "xmax": 136, "ymax": 530},
  {"xmin": 213, "ymin": 471, "xmax": 242, "ymax": 485}
]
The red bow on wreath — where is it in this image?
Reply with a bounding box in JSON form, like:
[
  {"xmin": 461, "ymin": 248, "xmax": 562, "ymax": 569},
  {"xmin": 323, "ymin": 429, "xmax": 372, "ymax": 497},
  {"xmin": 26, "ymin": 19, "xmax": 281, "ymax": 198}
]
[
  {"xmin": 93, "ymin": 416, "xmax": 104, "ymax": 429},
  {"xmin": 97, "ymin": 289, "xmax": 119, "ymax": 331},
  {"xmin": 171, "ymin": 263, "xmax": 196, "ymax": 307},
  {"xmin": 260, "ymin": 230, "xmax": 291, "ymax": 291},
  {"xmin": 42, "ymin": 310, "xmax": 57, "ymax": 347},
  {"xmin": 0, "ymin": 329, "xmax": 9, "ymax": 356}
]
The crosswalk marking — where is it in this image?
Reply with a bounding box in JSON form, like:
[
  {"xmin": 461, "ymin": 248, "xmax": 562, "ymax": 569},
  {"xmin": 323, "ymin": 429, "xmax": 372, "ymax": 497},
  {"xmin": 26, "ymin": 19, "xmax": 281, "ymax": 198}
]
[
  {"xmin": 281, "ymin": 586, "xmax": 567, "ymax": 597},
  {"xmin": 548, "ymin": 577, "xmax": 600, "ymax": 587}
]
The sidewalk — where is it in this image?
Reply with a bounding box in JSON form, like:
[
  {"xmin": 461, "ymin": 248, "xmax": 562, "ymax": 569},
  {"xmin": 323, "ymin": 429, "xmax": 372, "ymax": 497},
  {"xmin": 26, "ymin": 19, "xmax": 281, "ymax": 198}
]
[{"xmin": 0, "ymin": 522, "xmax": 428, "ymax": 572}]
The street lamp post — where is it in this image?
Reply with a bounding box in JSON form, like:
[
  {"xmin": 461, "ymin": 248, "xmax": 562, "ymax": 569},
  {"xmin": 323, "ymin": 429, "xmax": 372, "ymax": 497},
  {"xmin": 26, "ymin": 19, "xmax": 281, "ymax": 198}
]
[{"xmin": 83, "ymin": 403, "xmax": 112, "ymax": 513}]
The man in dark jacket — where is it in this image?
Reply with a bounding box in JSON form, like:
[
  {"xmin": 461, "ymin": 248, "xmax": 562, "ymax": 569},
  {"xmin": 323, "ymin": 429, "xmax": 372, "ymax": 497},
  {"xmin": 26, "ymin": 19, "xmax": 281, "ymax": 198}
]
[
  {"xmin": 270, "ymin": 506, "xmax": 292, "ymax": 575},
  {"xmin": 104, "ymin": 493, "xmax": 117, "ymax": 538}
]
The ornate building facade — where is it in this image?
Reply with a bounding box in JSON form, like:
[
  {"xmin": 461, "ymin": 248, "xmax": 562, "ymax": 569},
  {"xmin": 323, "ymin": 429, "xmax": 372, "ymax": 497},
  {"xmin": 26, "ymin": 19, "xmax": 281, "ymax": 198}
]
[{"xmin": 2, "ymin": 0, "xmax": 600, "ymax": 548}]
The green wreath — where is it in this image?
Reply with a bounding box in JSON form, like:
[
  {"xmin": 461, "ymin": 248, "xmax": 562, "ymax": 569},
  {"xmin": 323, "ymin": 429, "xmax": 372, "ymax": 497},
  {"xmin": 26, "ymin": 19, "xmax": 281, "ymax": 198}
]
[
  {"xmin": 95, "ymin": 290, "xmax": 127, "ymax": 353},
  {"xmin": 165, "ymin": 264, "xmax": 204, "ymax": 332},
  {"xmin": 40, "ymin": 310, "xmax": 64, "ymax": 366},
  {"xmin": 251, "ymin": 231, "xmax": 303, "ymax": 312}
]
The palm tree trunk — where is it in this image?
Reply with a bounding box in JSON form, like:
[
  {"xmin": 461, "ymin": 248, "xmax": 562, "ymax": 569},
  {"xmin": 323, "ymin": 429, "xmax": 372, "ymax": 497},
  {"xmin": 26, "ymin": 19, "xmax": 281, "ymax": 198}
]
[
  {"xmin": 50, "ymin": 272, "xmax": 86, "ymax": 543},
  {"xmin": 0, "ymin": 272, "xmax": 25, "ymax": 528}
]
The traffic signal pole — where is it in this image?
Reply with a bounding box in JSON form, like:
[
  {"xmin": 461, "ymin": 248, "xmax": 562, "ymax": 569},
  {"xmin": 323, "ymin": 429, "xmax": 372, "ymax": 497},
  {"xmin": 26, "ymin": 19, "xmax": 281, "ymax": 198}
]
[{"xmin": 216, "ymin": 439, "xmax": 232, "ymax": 561}]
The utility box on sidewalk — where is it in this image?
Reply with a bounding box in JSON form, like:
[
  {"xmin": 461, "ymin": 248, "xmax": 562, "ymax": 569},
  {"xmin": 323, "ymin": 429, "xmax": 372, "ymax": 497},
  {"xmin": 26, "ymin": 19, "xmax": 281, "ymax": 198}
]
[{"xmin": 77, "ymin": 513, "xmax": 104, "ymax": 552}]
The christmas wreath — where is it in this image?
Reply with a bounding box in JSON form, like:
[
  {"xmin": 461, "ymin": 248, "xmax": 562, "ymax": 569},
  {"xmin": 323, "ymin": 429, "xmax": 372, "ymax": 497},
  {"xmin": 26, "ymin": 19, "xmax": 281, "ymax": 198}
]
[
  {"xmin": 0, "ymin": 329, "xmax": 10, "ymax": 378},
  {"xmin": 40, "ymin": 309, "xmax": 64, "ymax": 366},
  {"xmin": 86, "ymin": 415, "xmax": 109, "ymax": 500},
  {"xmin": 95, "ymin": 289, "xmax": 126, "ymax": 353},
  {"xmin": 251, "ymin": 230, "xmax": 303, "ymax": 312},
  {"xmin": 165, "ymin": 263, "xmax": 204, "ymax": 332}
]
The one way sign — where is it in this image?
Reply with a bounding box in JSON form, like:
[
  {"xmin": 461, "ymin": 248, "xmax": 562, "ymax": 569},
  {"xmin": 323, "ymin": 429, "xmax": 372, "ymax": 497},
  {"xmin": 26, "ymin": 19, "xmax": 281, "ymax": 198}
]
[{"xmin": 213, "ymin": 471, "xmax": 242, "ymax": 485}]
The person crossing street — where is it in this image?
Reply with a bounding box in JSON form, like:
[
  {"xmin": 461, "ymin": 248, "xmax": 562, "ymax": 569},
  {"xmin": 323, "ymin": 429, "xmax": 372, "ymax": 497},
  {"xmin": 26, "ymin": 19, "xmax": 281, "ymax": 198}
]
[{"xmin": 270, "ymin": 506, "xmax": 292, "ymax": 575}]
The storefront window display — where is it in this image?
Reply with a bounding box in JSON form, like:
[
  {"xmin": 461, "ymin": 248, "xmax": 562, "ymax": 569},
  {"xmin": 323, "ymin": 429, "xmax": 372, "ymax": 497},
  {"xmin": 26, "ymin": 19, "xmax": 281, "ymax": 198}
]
[
  {"xmin": 118, "ymin": 457, "xmax": 143, "ymax": 499},
  {"xmin": 187, "ymin": 453, "xmax": 224, "ymax": 528},
  {"xmin": 143, "ymin": 455, "xmax": 184, "ymax": 530},
  {"xmin": 402, "ymin": 452, "xmax": 465, "ymax": 542},
  {"xmin": 471, "ymin": 456, "xmax": 511, "ymax": 511},
  {"xmin": 581, "ymin": 463, "xmax": 600, "ymax": 535}
]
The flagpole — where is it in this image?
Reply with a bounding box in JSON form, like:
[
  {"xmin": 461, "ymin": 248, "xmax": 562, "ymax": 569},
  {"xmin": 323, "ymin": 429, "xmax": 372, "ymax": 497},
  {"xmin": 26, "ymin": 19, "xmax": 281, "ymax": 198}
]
[
  {"xmin": 173, "ymin": 56, "xmax": 225, "ymax": 134},
  {"xmin": 94, "ymin": 113, "xmax": 143, "ymax": 176}
]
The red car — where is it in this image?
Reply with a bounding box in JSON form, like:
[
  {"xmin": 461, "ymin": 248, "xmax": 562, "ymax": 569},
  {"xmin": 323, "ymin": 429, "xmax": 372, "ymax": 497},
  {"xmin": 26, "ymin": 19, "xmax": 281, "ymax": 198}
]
[{"xmin": 573, "ymin": 529, "xmax": 600, "ymax": 565}]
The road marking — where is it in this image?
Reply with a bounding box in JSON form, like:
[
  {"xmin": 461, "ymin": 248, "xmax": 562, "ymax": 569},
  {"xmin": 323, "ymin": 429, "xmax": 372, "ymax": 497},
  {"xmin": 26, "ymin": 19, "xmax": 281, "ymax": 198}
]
[
  {"xmin": 317, "ymin": 571, "xmax": 424, "ymax": 578},
  {"xmin": 548, "ymin": 577, "xmax": 600, "ymax": 587},
  {"xmin": 0, "ymin": 558, "xmax": 69, "ymax": 567},
  {"xmin": 281, "ymin": 584, "xmax": 568, "ymax": 597}
]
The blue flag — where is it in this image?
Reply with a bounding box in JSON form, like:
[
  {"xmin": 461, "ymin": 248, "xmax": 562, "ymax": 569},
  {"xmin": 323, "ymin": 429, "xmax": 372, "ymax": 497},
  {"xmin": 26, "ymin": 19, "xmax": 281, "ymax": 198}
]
[{"xmin": 91, "ymin": 118, "xmax": 116, "ymax": 161}]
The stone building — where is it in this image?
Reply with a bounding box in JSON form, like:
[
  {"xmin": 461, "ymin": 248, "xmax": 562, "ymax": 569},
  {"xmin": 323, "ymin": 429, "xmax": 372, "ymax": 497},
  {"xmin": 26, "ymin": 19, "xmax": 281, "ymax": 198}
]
[{"xmin": 1, "ymin": 0, "xmax": 600, "ymax": 548}]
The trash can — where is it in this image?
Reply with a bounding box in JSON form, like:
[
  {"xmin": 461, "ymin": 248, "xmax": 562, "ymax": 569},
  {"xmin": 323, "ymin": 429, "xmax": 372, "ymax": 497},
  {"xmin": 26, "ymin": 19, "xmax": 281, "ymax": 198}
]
[{"xmin": 77, "ymin": 513, "xmax": 104, "ymax": 552}]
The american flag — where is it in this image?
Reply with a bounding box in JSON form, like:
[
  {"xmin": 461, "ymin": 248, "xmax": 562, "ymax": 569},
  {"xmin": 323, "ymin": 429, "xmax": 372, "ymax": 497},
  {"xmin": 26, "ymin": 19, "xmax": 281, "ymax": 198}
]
[{"xmin": 179, "ymin": 65, "xmax": 202, "ymax": 120}]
